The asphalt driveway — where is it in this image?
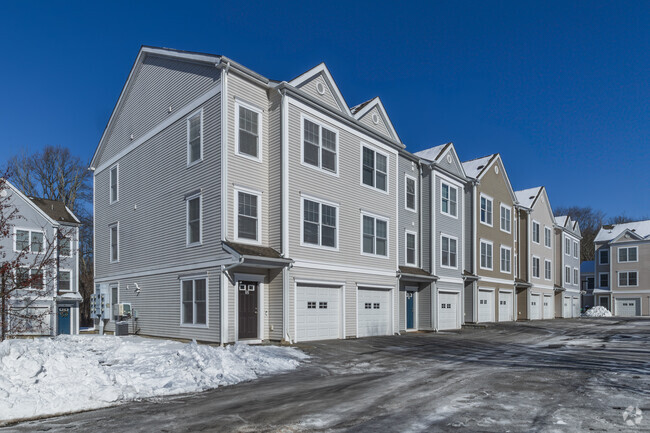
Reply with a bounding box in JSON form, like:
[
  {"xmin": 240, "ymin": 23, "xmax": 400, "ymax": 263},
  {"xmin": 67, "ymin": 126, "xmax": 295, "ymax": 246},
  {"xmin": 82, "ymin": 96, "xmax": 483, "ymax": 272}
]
[{"xmin": 4, "ymin": 318, "xmax": 650, "ymax": 432}]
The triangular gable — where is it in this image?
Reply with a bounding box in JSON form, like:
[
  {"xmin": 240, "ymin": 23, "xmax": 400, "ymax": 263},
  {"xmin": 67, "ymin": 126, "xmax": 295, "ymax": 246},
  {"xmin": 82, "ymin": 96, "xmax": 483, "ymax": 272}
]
[
  {"xmin": 2, "ymin": 179, "xmax": 58, "ymax": 227},
  {"xmin": 532, "ymin": 187, "xmax": 555, "ymax": 222},
  {"xmin": 474, "ymin": 154, "xmax": 517, "ymax": 203},
  {"xmin": 436, "ymin": 143, "xmax": 467, "ymax": 179},
  {"xmin": 352, "ymin": 97, "xmax": 401, "ymax": 143},
  {"xmin": 573, "ymin": 221, "xmax": 582, "ymax": 237},
  {"xmin": 289, "ymin": 63, "xmax": 351, "ymax": 116},
  {"xmin": 611, "ymin": 228, "xmax": 644, "ymax": 243}
]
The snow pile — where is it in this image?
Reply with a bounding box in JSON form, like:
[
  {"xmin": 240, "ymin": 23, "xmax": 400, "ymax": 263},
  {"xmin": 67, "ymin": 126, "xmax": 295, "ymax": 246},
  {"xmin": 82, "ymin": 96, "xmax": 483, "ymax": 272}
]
[
  {"xmin": 584, "ymin": 306, "xmax": 613, "ymax": 317},
  {"xmin": 0, "ymin": 335, "xmax": 307, "ymax": 423}
]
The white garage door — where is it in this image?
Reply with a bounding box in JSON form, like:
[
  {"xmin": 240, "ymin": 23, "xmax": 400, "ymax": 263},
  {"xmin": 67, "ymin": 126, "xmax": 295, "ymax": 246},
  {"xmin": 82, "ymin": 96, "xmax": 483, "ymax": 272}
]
[
  {"xmin": 478, "ymin": 290, "xmax": 495, "ymax": 323},
  {"xmin": 543, "ymin": 295, "xmax": 553, "ymax": 319},
  {"xmin": 615, "ymin": 298, "xmax": 640, "ymax": 317},
  {"xmin": 530, "ymin": 294, "xmax": 541, "ymax": 320},
  {"xmin": 563, "ymin": 296, "xmax": 571, "ymax": 318},
  {"xmin": 572, "ymin": 297, "xmax": 581, "ymax": 318},
  {"xmin": 438, "ymin": 291, "xmax": 460, "ymax": 330},
  {"xmin": 358, "ymin": 289, "xmax": 390, "ymax": 337},
  {"xmin": 296, "ymin": 285, "xmax": 340, "ymax": 342},
  {"xmin": 498, "ymin": 292, "xmax": 513, "ymax": 322}
]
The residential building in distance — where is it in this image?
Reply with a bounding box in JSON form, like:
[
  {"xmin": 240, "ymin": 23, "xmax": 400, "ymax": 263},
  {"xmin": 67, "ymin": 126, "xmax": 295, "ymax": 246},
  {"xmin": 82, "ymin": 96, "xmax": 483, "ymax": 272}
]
[
  {"xmin": 580, "ymin": 260, "xmax": 595, "ymax": 309},
  {"xmin": 593, "ymin": 220, "xmax": 650, "ymax": 316},
  {"xmin": 554, "ymin": 215, "xmax": 582, "ymax": 317}
]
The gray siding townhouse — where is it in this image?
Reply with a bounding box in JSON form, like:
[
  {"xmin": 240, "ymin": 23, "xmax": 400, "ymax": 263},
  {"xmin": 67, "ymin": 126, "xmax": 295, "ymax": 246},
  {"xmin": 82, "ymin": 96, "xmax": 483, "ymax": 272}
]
[
  {"xmin": 554, "ymin": 216, "xmax": 582, "ymax": 317},
  {"xmin": 593, "ymin": 220, "xmax": 650, "ymax": 316},
  {"xmin": 414, "ymin": 143, "xmax": 470, "ymax": 330},
  {"xmin": 462, "ymin": 154, "xmax": 518, "ymax": 323},
  {"xmin": 90, "ymin": 46, "xmax": 406, "ymax": 343},
  {"xmin": 580, "ymin": 260, "xmax": 595, "ymax": 309},
  {"xmin": 515, "ymin": 187, "xmax": 557, "ymax": 320},
  {"xmin": 2, "ymin": 180, "xmax": 81, "ymax": 336}
]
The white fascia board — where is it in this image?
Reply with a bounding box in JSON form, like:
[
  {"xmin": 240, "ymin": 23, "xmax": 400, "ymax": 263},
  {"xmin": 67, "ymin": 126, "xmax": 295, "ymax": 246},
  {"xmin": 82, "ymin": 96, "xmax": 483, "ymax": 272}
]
[{"xmin": 4, "ymin": 180, "xmax": 58, "ymax": 227}]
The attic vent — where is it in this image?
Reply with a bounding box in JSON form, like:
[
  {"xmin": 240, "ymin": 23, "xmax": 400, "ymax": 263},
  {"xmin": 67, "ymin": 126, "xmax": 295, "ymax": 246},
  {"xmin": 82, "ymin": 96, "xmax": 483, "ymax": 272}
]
[
  {"xmin": 446, "ymin": 154, "xmax": 452, "ymax": 164},
  {"xmin": 316, "ymin": 81, "xmax": 325, "ymax": 95},
  {"xmin": 371, "ymin": 113, "xmax": 380, "ymax": 124},
  {"xmin": 477, "ymin": 165, "xmax": 485, "ymax": 170},
  {"xmin": 494, "ymin": 166, "xmax": 499, "ymax": 174}
]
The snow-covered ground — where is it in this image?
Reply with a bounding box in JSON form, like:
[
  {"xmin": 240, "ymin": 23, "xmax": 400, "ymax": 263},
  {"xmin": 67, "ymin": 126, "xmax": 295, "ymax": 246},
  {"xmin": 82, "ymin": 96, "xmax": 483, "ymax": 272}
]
[
  {"xmin": 0, "ymin": 335, "xmax": 307, "ymax": 424},
  {"xmin": 584, "ymin": 306, "xmax": 613, "ymax": 317}
]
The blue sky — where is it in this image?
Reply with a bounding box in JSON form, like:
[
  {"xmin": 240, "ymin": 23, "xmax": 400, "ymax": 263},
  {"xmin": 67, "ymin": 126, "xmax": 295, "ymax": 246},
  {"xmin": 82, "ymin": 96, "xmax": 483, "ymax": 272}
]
[{"xmin": 0, "ymin": 1, "xmax": 647, "ymax": 218}]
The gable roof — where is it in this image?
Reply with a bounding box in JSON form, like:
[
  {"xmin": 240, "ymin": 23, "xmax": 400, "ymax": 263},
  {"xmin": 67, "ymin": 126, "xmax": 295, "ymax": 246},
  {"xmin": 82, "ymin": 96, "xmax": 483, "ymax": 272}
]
[
  {"xmin": 350, "ymin": 96, "xmax": 401, "ymax": 143},
  {"xmin": 415, "ymin": 143, "xmax": 449, "ymax": 162},
  {"xmin": 288, "ymin": 63, "xmax": 352, "ymax": 116},
  {"xmin": 595, "ymin": 219, "xmax": 650, "ymax": 242},
  {"xmin": 515, "ymin": 186, "xmax": 543, "ymax": 209},
  {"xmin": 461, "ymin": 154, "xmax": 497, "ymax": 179},
  {"xmin": 28, "ymin": 197, "xmax": 81, "ymax": 225},
  {"xmin": 555, "ymin": 216, "xmax": 569, "ymax": 227}
]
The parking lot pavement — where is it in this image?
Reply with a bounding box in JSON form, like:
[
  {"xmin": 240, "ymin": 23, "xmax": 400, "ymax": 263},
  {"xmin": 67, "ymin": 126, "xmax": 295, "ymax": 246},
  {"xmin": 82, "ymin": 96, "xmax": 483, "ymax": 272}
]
[{"xmin": 4, "ymin": 318, "xmax": 650, "ymax": 432}]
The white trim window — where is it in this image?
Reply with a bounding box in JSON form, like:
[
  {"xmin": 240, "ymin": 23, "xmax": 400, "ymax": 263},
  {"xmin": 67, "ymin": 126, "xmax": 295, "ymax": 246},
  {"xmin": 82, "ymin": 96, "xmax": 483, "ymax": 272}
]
[
  {"xmin": 618, "ymin": 271, "xmax": 638, "ymax": 287},
  {"xmin": 599, "ymin": 272, "xmax": 609, "ymax": 288},
  {"xmin": 303, "ymin": 117, "xmax": 337, "ymax": 174},
  {"xmin": 565, "ymin": 265, "xmax": 571, "ymax": 284},
  {"xmin": 598, "ymin": 249, "xmax": 609, "ymax": 265},
  {"xmin": 59, "ymin": 269, "xmax": 72, "ymax": 291},
  {"xmin": 16, "ymin": 267, "xmax": 44, "ymax": 290},
  {"xmin": 235, "ymin": 189, "xmax": 260, "ymax": 244},
  {"xmin": 109, "ymin": 223, "xmax": 119, "ymax": 263},
  {"xmin": 110, "ymin": 164, "xmax": 119, "ymax": 204},
  {"xmin": 362, "ymin": 146, "xmax": 388, "ymax": 192},
  {"xmin": 405, "ymin": 231, "xmax": 417, "ymax": 265},
  {"xmin": 573, "ymin": 241, "xmax": 579, "ymax": 259},
  {"xmin": 480, "ymin": 240, "xmax": 493, "ymax": 270},
  {"xmin": 111, "ymin": 284, "xmax": 119, "ymax": 321},
  {"xmin": 544, "ymin": 259, "xmax": 552, "ymax": 280},
  {"xmin": 544, "ymin": 227, "xmax": 552, "ymax": 248},
  {"xmin": 187, "ymin": 110, "xmax": 203, "ymax": 165},
  {"xmin": 480, "ymin": 195, "xmax": 493, "ymax": 226},
  {"xmin": 532, "ymin": 221, "xmax": 540, "ymax": 244},
  {"xmin": 500, "ymin": 205, "xmax": 511, "ymax": 233},
  {"xmin": 362, "ymin": 214, "xmax": 388, "ymax": 257},
  {"xmin": 14, "ymin": 229, "xmax": 44, "ymax": 253},
  {"xmin": 565, "ymin": 238, "xmax": 571, "ymax": 256},
  {"xmin": 573, "ymin": 268, "xmax": 579, "ymax": 285},
  {"xmin": 532, "ymin": 256, "xmax": 540, "ymax": 278},
  {"xmin": 405, "ymin": 175, "xmax": 417, "ymax": 212},
  {"xmin": 302, "ymin": 197, "xmax": 338, "ymax": 249},
  {"xmin": 59, "ymin": 236, "xmax": 72, "ymax": 257},
  {"xmin": 441, "ymin": 182, "xmax": 458, "ymax": 217},
  {"xmin": 618, "ymin": 246, "xmax": 638, "ymax": 263},
  {"xmin": 500, "ymin": 246, "xmax": 511, "ymax": 274},
  {"xmin": 187, "ymin": 194, "xmax": 202, "ymax": 246},
  {"xmin": 181, "ymin": 278, "xmax": 207, "ymax": 326},
  {"xmin": 441, "ymin": 234, "xmax": 458, "ymax": 269},
  {"xmin": 235, "ymin": 101, "xmax": 262, "ymax": 161}
]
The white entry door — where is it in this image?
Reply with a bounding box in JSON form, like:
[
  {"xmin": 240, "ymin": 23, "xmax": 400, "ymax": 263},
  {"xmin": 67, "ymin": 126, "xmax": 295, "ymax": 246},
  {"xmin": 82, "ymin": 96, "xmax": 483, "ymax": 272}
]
[
  {"xmin": 572, "ymin": 297, "xmax": 581, "ymax": 317},
  {"xmin": 563, "ymin": 296, "xmax": 571, "ymax": 318},
  {"xmin": 438, "ymin": 291, "xmax": 460, "ymax": 330},
  {"xmin": 478, "ymin": 290, "xmax": 495, "ymax": 323},
  {"xmin": 615, "ymin": 298, "xmax": 640, "ymax": 317},
  {"xmin": 530, "ymin": 294, "xmax": 541, "ymax": 320},
  {"xmin": 296, "ymin": 285, "xmax": 341, "ymax": 342},
  {"xmin": 543, "ymin": 295, "xmax": 553, "ymax": 319},
  {"xmin": 498, "ymin": 292, "xmax": 513, "ymax": 322},
  {"xmin": 358, "ymin": 289, "xmax": 391, "ymax": 337}
]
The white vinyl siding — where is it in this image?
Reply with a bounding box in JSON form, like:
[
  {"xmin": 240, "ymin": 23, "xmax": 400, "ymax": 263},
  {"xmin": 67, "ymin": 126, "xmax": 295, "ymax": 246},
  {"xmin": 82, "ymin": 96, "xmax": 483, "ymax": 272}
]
[
  {"xmin": 110, "ymin": 165, "xmax": 119, "ymax": 203},
  {"xmin": 303, "ymin": 117, "xmax": 337, "ymax": 174},
  {"xmin": 618, "ymin": 247, "xmax": 638, "ymax": 263},
  {"xmin": 441, "ymin": 234, "xmax": 458, "ymax": 269},
  {"xmin": 187, "ymin": 110, "xmax": 203, "ymax": 165},
  {"xmin": 236, "ymin": 101, "xmax": 262, "ymax": 161},
  {"xmin": 480, "ymin": 195, "xmax": 492, "ymax": 226},
  {"xmin": 618, "ymin": 271, "xmax": 638, "ymax": 287},
  {"xmin": 441, "ymin": 182, "xmax": 457, "ymax": 217},
  {"xmin": 500, "ymin": 246, "xmax": 511, "ymax": 273},
  {"xmin": 362, "ymin": 214, "xmax": 388, "ymax": 257},
  {"xmin": 362, "ymin": 147, "xmax": 388, "ymax": 192},
  {"xmin": 181, "ymin": 278, "xmax": 207, "ymax": 326},
  {"xmin": 302, "ymin": 197, "xmax": 338, "ymax": 249},
  {"xmin": 480, "ymin": 240, "xmax": 493, "ymax": 270},
  {"xmin": 187, "ymin": 194, "xmax": 202, "ymax": 246}
]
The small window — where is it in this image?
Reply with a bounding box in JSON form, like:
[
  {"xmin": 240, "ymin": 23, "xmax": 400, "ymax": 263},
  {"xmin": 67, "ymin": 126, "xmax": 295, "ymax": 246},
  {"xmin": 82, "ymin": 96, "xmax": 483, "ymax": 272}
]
[
  {"xmin": 187, "ymin": 195, "xmax": 202, "ymax": 246},
  {"xmin": 480, "ymin": 195, "xmax": 492, "ymax": 226},
  {"xmin": 618, "ymin": 247, "xmax": 638, "ymax": 263},
  {"xmin": 405, "ymin": 232, "xmax": 417, "ymax": 265},
  {"xmin": 362, "ymin": 214, "xmax": 388, "ymax": 256},
  {"xmin": 480, "ymin": 240, "xmax": 493, "ymax": 270},
  {"xmin": 303, "ymin": 118, "xmax": 337, "ymax": 173},
  {"xmin": 59, "ymin": 270, "xmax": 72, "ymax": 292},
  {"xmin": 544, "ymin": 260, "xmax": 552, "ymax": 280},
  {"xmin": 441, "ymin": 182, "xmax": 458, "ymax": 217},
  {"xmin": 109, "ymin": 223, "xmax": 119, "ymax": 262},
  {"xmin": 532, "ymin": 222, "xmax": 540, "ymax": 244},
  {"xmin": 362, "ymin": 147, "xmax": 387, "ymax": 192},
  {"xmin": 110, "ymin": 165, "xmax": 119, "ymax": 203},
  {"xmin": 303, "ymin": 198, "xmax": 337, "ymax": 249},
  {"xmin": 599, "ymin": 249, "xmax": 609, "ymax": 265},
  {"xmin": 59, "ymin": 236, "xmax": 72, "ymax": 257},
  {"xmin": 187, "ymin": 111, "xmax": 203, "ymax": 165},
  {"xmin": 236, "ymin": 103, "xmax": 262, "ymax": 160},
  {"xmin": 307, "ymin": 301, "xmax": 316, "ymax": 309},
  {"xmin": 441, "ymin": 235, "xmax": 458, "ymax": 269},
  {"xmin": 599, "ymin": 273, "xmax": 609, "ymax": 288},
  {"xmin": 373, "ymin": 303, "xmax": 380, "ymax": 309},
  {"xmin": 365, "ymin": 303, "xmax": 372, "ymax": 309},
  {"xmin": 619, "ymin": 271, "xmax": 638, "ymax": 287},
  {"xmin": 500, "ymin": 247, "xmax": 511, "ymax": 273},
  {"xmin": 500, "ymin": 205, "xmax": 511, "ymax": 233},
  {"xmin": 544, "ymin": 227, "xmax": 552, "ymax": 248},
  {"xmin": 319, "ymin": 302, "xmax": 328, "ymax": 309},
  {"xmin": 236, "ymin": 191, "xmax": 259, "ymax": 243},
  {"xmin": 532, "ymin": 257, "xmax": 540, "ymax": 278},
  {"xmin": 182, "ymin": 278, "xmax": 207, "ymax": 325},
  {"xmin": 441, "ymin": 303, "xmax": 447, "ymax": 309},
  {"xmin": 405, "ymin": 176, "xmax": 416, "ymax": 211}
]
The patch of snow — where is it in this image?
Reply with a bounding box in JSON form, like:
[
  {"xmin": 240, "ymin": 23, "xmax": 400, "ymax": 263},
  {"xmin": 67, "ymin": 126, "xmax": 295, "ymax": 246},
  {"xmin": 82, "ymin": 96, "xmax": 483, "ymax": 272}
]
[
  {"xmin": 584, "ymin": 306, "xmax": 612, "ymax": 317},
  {"xmin": 0, "ymin": 335, "xmax": 307, "ymax": 423}
]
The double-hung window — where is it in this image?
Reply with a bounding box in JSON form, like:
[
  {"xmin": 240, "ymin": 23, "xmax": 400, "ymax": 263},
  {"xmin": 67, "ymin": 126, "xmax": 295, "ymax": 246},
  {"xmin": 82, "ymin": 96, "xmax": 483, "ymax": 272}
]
[
  {"xmin": 303, "ymin": 118, "xmax": 337, "ymax": 173},
  {"xmin": 236, "ymin": 190, "xmax": 260, "ymax": 243},
  {"xmin": 599, "ymin": 249, "xmax": 609, "ymax": 265},
  {"xmin": 500, "ymin": 205, "xmax": 511, "ymax": 233},
  {"xmin": 618, "ymin": 247, "xmax": 638, "ymax": 263},
  {"xmin": 17, "ymin": 268, "xmax": 43, "ymax": 290},
  {"xmin": 532, "ymin": 257, "xmax": 540, "ymax": 278},
  {"xmin": 441, "ymin": 234, "xmax": 457, "ymax": 268},
  {"xmin": 405, "ymin": 176, "xmax": 416, "ymax": 211},
  {"xmin": 565, "ymin": 238, "xmax": 571, "ymax": 255},
  {"xmin": 236, "ymin": 102, "xmax": 262, "ymax": 160},
  {"xmin": 15, "ymin": 229, "xmax": 44, "ymax": 253},
  {"xmin": 362, "ymin": 214, "xmax": 388, "ymax": 256},
  {"xmin": 405, "ymin": 232, "xmax": 417, "ymax": 265},
  {"xmin": 187, "ymin": 194, "xmax": 202, "ymax": 246},
  {"xmin": 441, "ymin": 182, "xmax": 457, "ymax": 217},
  {"xmin": 500, "ymin": 246, "xmax": 511, "ymax": 273},
  {"xmin": 110, "ymin": 165, "xmax": 119, "ymax": 203},
  {"xmin": 573, "ymin": 268, "xmax": 579, "ymax": 285},
  {"xmin": 59, "ymin": 270, "xmax": 72, "ymax": 291},
  {"xmin": 544, "ymin": 259, "xmax": 552, "ymax": 280},
  {"xmin": 480, "ymin": 240, "xmax": 493, "ymax": 270},
  {"xmin": 109, "ymin": 223, "xmax": 119, "ymax": 262},
  {"xmin": 181, "ymin": 278, "xmax": 207, "ymax": 326},
  {"xmin": 544, "ymin": 227, "xmax": 551, "ymax": 248},
  {"xmin": 480, "ymin": 195, "xmax": 492, "ymax": 226},
  {"xmin": 59, "ymin": 236, "xmax": 72, "ymax": 257},
  {"xmin": 303, "ymin": 197, "xmax": 337, "ymax": 249},
  {"xmin": 362, "ymin": 147, "xmax": 387, "ymax": 191},
  {"xmin": 573, "ymin": 241, "xmax": 579, "ymax": 259},
  {"xmin": 619, "ymin": 271, "xmax": 638, "ymax": 287},
  {"xmin": 532, "ymin": 221, "xmax": 540, "ymax": 244},
  {"xmin": 599, "ymin": 272, "xmax": 609, "ymax": 288},
  {"xmin": 187, "ymin": 110, "xmax": 203, "ymax": 165},
  {"xmin": 565, "ymin": 266, "xmax": 571, "ymax": 284}
]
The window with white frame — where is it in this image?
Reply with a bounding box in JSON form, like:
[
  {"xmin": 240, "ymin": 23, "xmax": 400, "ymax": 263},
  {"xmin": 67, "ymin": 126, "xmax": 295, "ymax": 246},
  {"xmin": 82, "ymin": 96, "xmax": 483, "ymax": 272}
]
[
  {"xmin": 573, "ymin": 241, "xmax": 579, "ymax": 259},
  {"xmin": 500, "ymin": 246, "xmax": 511, "ymax": 273},
  {"xmin": 110, "ymin": 165, "xmax": 118, "ymax": 203},
  {"xmin": 565, "ymin": 238, "xmax": 571, "ymax": 255},
  {"xmin": 441, "ymin": 234, "xmax": 457, "ymax": 268},
  {"xmin": 500, "ymin": 205, "xmax": 511, "ymax": 233},
  {"xmin": 480, "ymin": 195, "xmax": 492, "ymax": 226},
  {"xmin": 362, "ymin": 214, "xmax": 388, "ymax": 256},
  {"xmin": 236, "ymin": 190, "xmax": 259, "ymax": 243},
  {"xmin": 111, "ymin": 285, "xmax": 119, "ymax": 320},
  {"xmin": 15, "ymin": 229, "xmax": 44, "ymax": 253},
  {"xmin": 532, "ymin": 257, "xmax": 540, "ymax": 278},
  {"xmin": 599, "ymin": 272, "xmax": 609, "ymax": 288},
  {"xmin": 599, "ymin": 249, "xmax": 609, "ymax": 264},
  {"xmin": 303, "ymin": 118, "xmax": 337, "ymax": 173},
  {"xmin": 565, "ymin": 265, "xmax": 571, "ymax": 284},
  {"xmin": 480, "ymin": 240, "xmax": 493, "ymax": 270},
  {"xmin": 405, "ymin": 176, "xmax": 416, "ymax": 211},
  {"xmin": 181, "ymin": 278, "xmax": 207, "ymax": 325},
  {"xmin": 236, "ymin": 102, "xmax": 262, "ymax": 160},
  {"xmin": 618, "ymin": 271, "xmax": 638, "ymax": 287},
  {"xmin": 544, "ymin": 227, "xmax": 551, "ymax": 248},
  {"xmin": 532, "ymin": 221, "xmax": 540, "ymax": 244},
  {"xmin": 59, "ymin": 270, "xmax": 72, "ymax": 291},
  {"xmin": 441, "ymin": 182, "xmax": 458, "ymax": 217},
  {"xmin": 544, "ymin": 259, "xmax": 552, "ymax": 280},
  {"xmin": 303, "ymin": 198, "xmax": 337, "ymax": 249},
  {"xmin": 59, "ymin": 236, "xmax": 72, "ymax": 257},
  {"xmin": 618, "ymin": 246, "xmax": 638, "ymax": 263},
  {"xmin": 187, "ymin": 194, "xmax": 202, "ymax": 245},
  {"xmin": 187, "ymin": 111, "xmax": 203, "ymax": 165},
  {"xmin": 406, "ymin": 232, "xmax": 417, "ymax": 265},
  {"xmin": 109, "ymin": 223, "xmax": 118, "ymax": 262},
  {"xmin": 362, "ymin": 147, "xmax": 387, "ymax": 191},
  {"xmin": 16, "ymin": 267, "xmax": 43, "ymax": 290},
  {"xmin": 573, "ymin": 268, "xmax": 579, "ymax": 285}
]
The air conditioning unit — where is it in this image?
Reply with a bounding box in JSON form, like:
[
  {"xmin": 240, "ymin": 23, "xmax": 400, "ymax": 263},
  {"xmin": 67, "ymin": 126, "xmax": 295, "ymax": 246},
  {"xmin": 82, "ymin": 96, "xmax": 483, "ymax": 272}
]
[{"xmin": 116, "ymin": 303, "xmax": 132, "ymax": 317}]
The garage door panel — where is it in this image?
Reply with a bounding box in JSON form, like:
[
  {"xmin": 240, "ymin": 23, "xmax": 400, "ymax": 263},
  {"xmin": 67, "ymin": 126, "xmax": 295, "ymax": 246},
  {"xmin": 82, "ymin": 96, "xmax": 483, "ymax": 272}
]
[
  {"xmin": 478, "ymin": 290, "xmax": 495, "ymax": 323},
  {"xmin": 297, "ymin": 286, "xmax": 340, "ymax": 341},
  {"xmin": 615, "ymin": 298, "xmax": 640, "ymax": 317},
  {"xmin": 438, "ymin": 291, "xmax": 460, "ymax": 330},
  {"xmin": 498, "ymin": 292, "xmax": 513, "ymax": 322},
  {"xmin": 358, "ymin": 289, "xmax": 390, "ymax": 337},
  {"xmin": 530, "ymin": 294, "xmax": 541, "ymax": 320}
]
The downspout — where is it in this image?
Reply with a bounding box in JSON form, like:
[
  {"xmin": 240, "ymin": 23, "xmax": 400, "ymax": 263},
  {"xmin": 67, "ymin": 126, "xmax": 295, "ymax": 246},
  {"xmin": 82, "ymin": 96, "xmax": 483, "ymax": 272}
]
[
  {"xmin": 217, "ymin": 60, "xmax": 230, "ymax": 346},
  {"xmin": 473, "ymin": 181, "xmax": 478, "ymax": 323},
  {"xmin": 278, "ymin": 87, "xmax": 292, "ymax": 344}
]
